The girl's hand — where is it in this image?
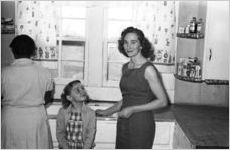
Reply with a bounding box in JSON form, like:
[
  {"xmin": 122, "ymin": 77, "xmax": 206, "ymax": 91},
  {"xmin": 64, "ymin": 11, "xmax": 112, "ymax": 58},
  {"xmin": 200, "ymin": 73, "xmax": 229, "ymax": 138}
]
[
  {"xmin": 118, "ymin": 107, "xmax": 134, "ymax": 118},
  {"xmin": 95, "ymin": 109, "xmax": 108, "ymax": 116}
]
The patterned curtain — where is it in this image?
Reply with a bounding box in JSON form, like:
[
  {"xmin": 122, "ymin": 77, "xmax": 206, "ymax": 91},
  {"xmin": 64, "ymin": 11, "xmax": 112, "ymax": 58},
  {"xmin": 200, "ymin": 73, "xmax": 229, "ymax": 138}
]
[
  {"xmin": 134, "ymin": 1, "xmax": 176, "ymax": 64},
  {"xmin": 15, "ymin": 1, "xmax": 176, "ymax": 64},
  {"xmin": 16, "ymin": 1, "xmax": 57, "ymax": 60}
]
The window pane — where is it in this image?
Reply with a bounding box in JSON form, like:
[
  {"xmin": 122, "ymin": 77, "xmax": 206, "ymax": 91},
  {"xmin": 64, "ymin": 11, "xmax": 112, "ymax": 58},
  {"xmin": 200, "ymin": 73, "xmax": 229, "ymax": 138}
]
[
  {"xmin": 107, "ymin": 62, "xmax": 123, "ymax": 81},
  {"xmin": 62, "ymin": 19, "xmax": 85, "ymax": 37},
  {"xmin": 62, "ymin": 6, "xmax": 86, "ymax": 18},
  {"xmin": 108, "ymin": 20, "xmax": 133, "ymax": 39},
  {"xmin": 34, "ymin": 61, "xmax": 58, "ymax": 78},
  {"xmin": 108, "ymin": 42, "xmax": 129, "ymax": 62},
  {"xmin": 48, "ymin": 68, "xmax": 58, "ymax": 79},
  {"xmin": 108, "ymin": 7, "xmax": 133, "ymax": 20},
  {"xmin": 62, "ymin": 41, "xmax": 84, "ymax": 61},
  {"xmin": 61, "ymin": 61, "xmax": 84, "ymax": 79}
]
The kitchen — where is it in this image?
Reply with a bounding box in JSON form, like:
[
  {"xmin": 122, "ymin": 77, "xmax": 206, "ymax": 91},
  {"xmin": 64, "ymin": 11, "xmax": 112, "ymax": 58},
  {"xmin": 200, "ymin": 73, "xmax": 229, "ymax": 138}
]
[{"xmin": 1, "ymin": 0, "xmax": 229, "ymax": 149}]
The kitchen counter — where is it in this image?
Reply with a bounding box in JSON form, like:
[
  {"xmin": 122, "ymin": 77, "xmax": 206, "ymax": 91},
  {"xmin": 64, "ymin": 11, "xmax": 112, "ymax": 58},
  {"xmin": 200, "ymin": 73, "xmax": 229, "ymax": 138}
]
[
  {"xmin": 171, "ymin": 104, "xmax": 229, "ymax": 148},
  {"xmin": 46, "ymin": 102, "xmax": 229, "ymax": 148},
  {"xmin": 153, "ymin": 104, "xmax": 229, "ymax": 148}
]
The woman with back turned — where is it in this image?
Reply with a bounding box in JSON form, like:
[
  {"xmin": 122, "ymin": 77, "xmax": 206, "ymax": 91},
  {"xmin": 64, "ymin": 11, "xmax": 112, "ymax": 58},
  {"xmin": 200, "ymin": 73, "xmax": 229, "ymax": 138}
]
[
  {"xmin": 96, "ymin": 26, "xmax": 168, "ymax": 149},
  {"xmin": 1, "ymin": 34, "xmax": 54, "ymax": 149}
]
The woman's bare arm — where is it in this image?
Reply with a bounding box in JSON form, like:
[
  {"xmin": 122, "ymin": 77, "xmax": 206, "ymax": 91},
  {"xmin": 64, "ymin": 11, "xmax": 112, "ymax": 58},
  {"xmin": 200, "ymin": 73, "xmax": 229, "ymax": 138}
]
[{"xmin": 118, "ymin": 66, "xmax": 168, "ymax": 118}]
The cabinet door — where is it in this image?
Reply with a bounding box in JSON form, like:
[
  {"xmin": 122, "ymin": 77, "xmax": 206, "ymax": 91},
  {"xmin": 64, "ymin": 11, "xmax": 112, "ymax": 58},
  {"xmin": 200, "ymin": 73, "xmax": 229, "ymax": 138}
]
[
  {"xmin": 203, "ymin": 1, "xmax": 229, "ymax": 80},
  {"xmin": 94, "ymin": 120, "xmax": 117, "ymax": 149},
  {"xmin": 152, "ymin": 122, "xmax": 175, "ymax": 149},
  {"xmin": 48, "ymin": 119, "xmax": 59, "ymax": 149}
]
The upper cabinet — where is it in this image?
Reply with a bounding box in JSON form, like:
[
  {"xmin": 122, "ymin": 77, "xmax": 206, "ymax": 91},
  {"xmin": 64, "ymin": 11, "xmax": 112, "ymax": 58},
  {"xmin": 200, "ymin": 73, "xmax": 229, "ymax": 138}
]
[
  {"xmin": 175, "ymin": 1, "xmax": 206, "ymax": 82},
  {"xmin": 176, "ymin": 1, "xmax": 229, "ymax": 82},
  {"xmin": 202, "ymin": 1, "xmax": 229, "ymax": 80},
  {"xmin": 1, "ymin": 1, "xmax": 15, "ymax": 68}
]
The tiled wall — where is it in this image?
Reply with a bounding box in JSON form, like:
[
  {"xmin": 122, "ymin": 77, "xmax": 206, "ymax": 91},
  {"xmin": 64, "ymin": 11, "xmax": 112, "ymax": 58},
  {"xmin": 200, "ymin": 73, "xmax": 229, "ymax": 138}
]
[{"xmin": 54, "ymin": 72, "xmax": 175, "ymax": 103}]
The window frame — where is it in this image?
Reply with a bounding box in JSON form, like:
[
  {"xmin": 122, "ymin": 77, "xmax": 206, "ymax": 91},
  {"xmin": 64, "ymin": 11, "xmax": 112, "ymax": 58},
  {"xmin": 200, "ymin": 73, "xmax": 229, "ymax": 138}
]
[
  {"xmin": 53, "ymin": 2, "xmax": 89, "ymax": 85},
  {"xmin": 102, "ymin": 4, "xmax": 135, "ymax": 87}
]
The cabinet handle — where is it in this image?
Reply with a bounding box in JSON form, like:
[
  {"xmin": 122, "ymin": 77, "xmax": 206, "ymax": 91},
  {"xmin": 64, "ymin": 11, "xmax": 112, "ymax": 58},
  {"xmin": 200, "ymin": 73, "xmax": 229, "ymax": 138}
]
[{"xmin": 209, "ymin": 48, "xmax": 212, "ymax": 61}]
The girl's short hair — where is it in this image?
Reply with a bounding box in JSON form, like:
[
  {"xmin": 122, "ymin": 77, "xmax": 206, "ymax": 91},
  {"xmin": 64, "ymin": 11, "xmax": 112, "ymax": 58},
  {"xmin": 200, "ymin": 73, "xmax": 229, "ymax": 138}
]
[
  {"xmin": 118, "ymin": 26, "xmax": 154, "ymax": 58},
  {"xmin": 61, "ymin": 80, "xmax": 90, "ymax": 109},
  {"xmin": 10, "ymin": 34, "xmax": 36, "ymax": 58}
]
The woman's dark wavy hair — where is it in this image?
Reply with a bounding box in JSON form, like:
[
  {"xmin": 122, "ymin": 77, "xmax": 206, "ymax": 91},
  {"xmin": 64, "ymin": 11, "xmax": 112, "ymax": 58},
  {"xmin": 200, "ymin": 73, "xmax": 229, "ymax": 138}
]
[
  {"xmin": 118, "ymin": 26, "xmax": 154, "ymax": 58},
  {"xmin": 9, "ymin": 34, "xmax": 36, "ymax": 58},
  {"xmin": 61, "ymin": 80, "xmax": 90, "ymax": 109}
]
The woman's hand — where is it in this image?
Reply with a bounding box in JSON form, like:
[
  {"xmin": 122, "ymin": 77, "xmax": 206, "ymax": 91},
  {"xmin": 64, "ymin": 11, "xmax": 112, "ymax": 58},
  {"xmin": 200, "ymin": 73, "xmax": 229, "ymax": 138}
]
[
  {"xmin": 118, "ymin": 107, "xmax": 134, "ymax": 118},
  {"xmin": 95, "ymin": 109, "xmax": 108, "ymax": 117},
  {"xmin": 95, "ymin": 101, "xmax": 123, "ymax": 117}
]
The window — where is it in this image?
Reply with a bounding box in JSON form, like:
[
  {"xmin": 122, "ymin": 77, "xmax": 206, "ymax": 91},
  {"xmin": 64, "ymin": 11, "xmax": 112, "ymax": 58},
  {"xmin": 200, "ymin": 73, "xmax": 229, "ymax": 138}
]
[
  {"xmin": 103, "ymin": 2, "xmax": 132, "ymax": 86},
  {"xmin": 103, "ymin": 1, "xmax": 177, "ymax": 86},
  {"xmin": 15, "ymin": 1, "xmax": 176, "ymax": 88},
  {"xmin": 55, "ymin": 2, "xmax": 87, "ymax": 84},
  {"xmin": 16, "ymin": 1, "xmax": 87, "ymax": 84}
]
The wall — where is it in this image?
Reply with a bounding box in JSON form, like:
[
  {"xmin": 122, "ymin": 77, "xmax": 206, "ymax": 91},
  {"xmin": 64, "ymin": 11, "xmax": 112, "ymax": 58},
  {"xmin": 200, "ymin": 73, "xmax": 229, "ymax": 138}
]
[
  {"xmin": 175, "ymin": 79, "xmax": 229, "ymax": 107},
  {"xmin": 54, "ymin": 68, "xmax": 175, "ymax": 103},
  {"xmin": 1, "ymin": 1, "xmax": 15, "ymax": 68}
]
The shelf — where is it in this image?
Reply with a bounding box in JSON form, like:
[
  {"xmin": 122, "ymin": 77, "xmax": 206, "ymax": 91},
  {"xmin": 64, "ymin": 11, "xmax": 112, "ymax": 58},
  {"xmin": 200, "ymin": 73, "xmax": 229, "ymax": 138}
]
[
  {"xmin": 1, "ymin": 31, "xmax": 15, "ymax": 34},
  {"xmin": 177, "ymin": 33, "xmax": 204, "ymax": 39},
  {"xmin": 32, "ymin": 58, "xmax": 58, "ymax": 61},
  {"xmin": 174, "ymin": 74, "xmax": 203, "ymax": 83},
  {"xmin": 204, "ymin": 79, "xmax": 229, "ymax": 85},
  {"xmin": 153, "ymin": 62, "xmax": 175, "ymax": 66},
  {"xmin": 174, "ymin": 74, "xmax": 229, "ymax": 85}
]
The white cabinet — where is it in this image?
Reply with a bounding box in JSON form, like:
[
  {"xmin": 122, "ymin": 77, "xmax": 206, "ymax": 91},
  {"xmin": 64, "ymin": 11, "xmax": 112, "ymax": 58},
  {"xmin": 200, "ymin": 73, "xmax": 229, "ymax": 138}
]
[
  {"xmin": 95, "ymin": 120, "xmax": 175, "ymax": 149},
  {"xmin": 48, "ymin": 118, "xmax": 117, "ymax": 149},
  {"xmin": 153, "ymin": 122, "xmax": 175, "ymax": 149},
  {"xmin": 203, "ymin": 1, "xmax": 229, "ymax": 80},
  {"xmin": 49, "ymin": 117, "xmax": 177, "ymax": 149},
  {"xmin": 94, "ymin": 119, "xmax": 117, "ymax": 149}
]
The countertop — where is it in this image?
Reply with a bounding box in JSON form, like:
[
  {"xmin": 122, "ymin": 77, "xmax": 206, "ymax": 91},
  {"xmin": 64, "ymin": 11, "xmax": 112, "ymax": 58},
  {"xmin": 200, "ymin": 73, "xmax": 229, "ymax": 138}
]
[
  {"xmin": 153, "ymin": 104, "xmax": 229, "ymax": 148},
  {"xmin": 47, "ymin": 102, "xmax": 229, "ymax": 148},
  {"xmin": 171, "ymin": 104, "xmax": 228, "ymax": 148}
]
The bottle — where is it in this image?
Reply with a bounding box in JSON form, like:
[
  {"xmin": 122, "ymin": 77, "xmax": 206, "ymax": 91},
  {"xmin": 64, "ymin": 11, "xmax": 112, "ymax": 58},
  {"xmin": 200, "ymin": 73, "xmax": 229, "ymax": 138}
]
[
  {"xmin": 185, "ymin": 24, "xmax": 190, "ymax": 34},
  {"xmin": 177, "ymin": 63, "xmax": 182, "ymax": 76},
  {"xmin": 163, "ymin": 50, "xmax": 169, "ymax": 63},
  {"xmin": 178, "ymin": 27, "xmax": 185, "ymax": 34},
  {"xmin": 196, "ymin": 18, "xmax": 203, "ymax": 33},
  {"xmin": 195, "ymin": 65, "xmax": 201, "ymax": 79},
  {"xmin": 189, "ymin": 17, "xmax": 197, "ymax": 33}
]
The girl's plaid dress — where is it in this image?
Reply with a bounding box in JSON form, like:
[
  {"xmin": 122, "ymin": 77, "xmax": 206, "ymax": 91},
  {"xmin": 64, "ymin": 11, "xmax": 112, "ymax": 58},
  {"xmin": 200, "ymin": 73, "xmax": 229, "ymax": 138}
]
[{"xmin": 66, "ymin": 112, "xmax": 84, "ymax": 149}]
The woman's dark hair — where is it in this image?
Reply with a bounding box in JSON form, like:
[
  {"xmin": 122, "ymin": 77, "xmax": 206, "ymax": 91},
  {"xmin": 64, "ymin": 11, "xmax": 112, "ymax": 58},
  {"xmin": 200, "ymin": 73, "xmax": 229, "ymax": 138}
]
[
  {"xmin": 118, "ymin": 26, "xmax": 154, "ymax": 58},
  {"xmin": 61, "ymin": 80, "xmax": 90, "ymax": 109},
  {"xmin": 9, "ymin": 34, "xmax": 36, "ymax": 59}
]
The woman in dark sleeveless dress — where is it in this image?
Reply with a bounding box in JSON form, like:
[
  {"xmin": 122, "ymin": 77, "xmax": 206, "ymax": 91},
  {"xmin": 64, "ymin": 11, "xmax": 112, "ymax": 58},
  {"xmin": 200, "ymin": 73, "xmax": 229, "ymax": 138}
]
[{"xmin": 96, "ymin": 26, "xmax": 168, "ymax": 149}]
